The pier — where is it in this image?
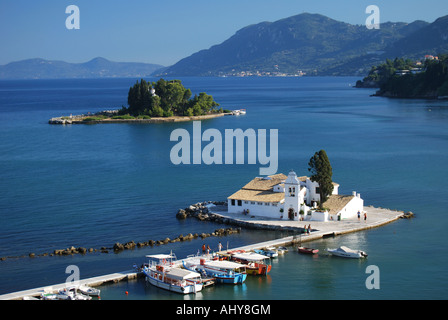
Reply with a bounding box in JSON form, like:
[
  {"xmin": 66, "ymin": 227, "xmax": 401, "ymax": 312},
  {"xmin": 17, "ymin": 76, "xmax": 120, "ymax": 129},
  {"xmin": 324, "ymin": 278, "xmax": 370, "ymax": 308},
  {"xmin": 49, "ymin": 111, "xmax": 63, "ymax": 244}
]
[
  {"xmin": 0, "ymin": 205, "xmax": 409, "ymax": 300},
  {"xmin": 0, "ymin": 270, "xmax": 141, "ymax": 301}
]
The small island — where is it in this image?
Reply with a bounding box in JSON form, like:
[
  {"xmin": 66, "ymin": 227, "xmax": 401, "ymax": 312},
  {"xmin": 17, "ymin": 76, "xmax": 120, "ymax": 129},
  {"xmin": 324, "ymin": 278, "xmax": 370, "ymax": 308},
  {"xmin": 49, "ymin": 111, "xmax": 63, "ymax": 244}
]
[
  {"xmin": 356, "ymin": 55, "xmax": 448, "ymax": 99},
  {"xmin": 49, "ymin": 78, "xmax": 234, "ymax": 124}
]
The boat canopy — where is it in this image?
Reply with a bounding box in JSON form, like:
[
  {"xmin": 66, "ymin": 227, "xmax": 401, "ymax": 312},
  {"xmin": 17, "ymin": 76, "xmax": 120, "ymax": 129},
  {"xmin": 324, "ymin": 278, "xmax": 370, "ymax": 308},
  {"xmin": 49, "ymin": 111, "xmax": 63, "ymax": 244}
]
[
  {"xmin": 165, "ymin": 268, "xmax": 201, "ymax": 280},
  {"xmin": 146, "ymin": 254, "xmax": 175, "ymax": 260},
  {"xmin": 337, "ymin": 246, "xmax": 358, "ymax": 254},
  {"xmin": 232, "ymin": 252, "xmax": 269, "ymax": 261},
  {"xmin": 205, "ymin": 260, "xmax": 246, "ymax": 269}
]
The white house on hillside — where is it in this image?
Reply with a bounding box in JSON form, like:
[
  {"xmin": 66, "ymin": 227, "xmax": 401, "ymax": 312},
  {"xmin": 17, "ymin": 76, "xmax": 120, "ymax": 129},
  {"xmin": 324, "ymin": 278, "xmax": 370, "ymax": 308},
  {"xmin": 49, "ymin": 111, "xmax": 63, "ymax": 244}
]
[{"xmin": 227, "ymin": 170, "xmax": 363, "ymax": 222}]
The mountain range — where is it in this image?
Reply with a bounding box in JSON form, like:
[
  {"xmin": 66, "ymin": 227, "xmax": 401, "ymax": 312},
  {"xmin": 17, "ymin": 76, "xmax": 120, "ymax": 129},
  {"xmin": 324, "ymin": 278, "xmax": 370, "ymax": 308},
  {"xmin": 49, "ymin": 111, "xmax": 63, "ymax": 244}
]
[
  {"xmin": 0, "ymin": 57, "xmax": 164, "ymax": 80},
  {"xmin": 160, "ymin": 13, "xmax": 448, "ymax": 76},
  {"xmin": 2, "ymin": 13, "xmax": 447, "ymax": 79}
]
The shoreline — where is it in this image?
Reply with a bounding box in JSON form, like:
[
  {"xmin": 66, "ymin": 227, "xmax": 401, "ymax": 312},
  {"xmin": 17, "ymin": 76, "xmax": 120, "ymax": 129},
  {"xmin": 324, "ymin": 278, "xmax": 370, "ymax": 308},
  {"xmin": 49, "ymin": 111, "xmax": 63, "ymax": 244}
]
[{"xmin": 49, "ymin": 112, "xmax": 230, "ymax": 125}]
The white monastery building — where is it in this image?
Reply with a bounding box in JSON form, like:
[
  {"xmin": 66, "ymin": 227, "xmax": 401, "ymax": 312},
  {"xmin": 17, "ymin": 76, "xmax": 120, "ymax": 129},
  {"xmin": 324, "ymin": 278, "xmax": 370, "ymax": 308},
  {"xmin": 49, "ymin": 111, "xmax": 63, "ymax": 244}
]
[{"xmin": 227, "ymin": 170, "xmax": 363, "ymax": 222}]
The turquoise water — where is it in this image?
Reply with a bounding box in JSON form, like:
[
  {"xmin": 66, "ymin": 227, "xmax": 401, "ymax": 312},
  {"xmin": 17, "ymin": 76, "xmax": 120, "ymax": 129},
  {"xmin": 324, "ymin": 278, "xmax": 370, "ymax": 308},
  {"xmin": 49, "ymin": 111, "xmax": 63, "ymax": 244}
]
[{"xmin": 0, "ymin": 77, "xmax": 447, "ymax": 299}]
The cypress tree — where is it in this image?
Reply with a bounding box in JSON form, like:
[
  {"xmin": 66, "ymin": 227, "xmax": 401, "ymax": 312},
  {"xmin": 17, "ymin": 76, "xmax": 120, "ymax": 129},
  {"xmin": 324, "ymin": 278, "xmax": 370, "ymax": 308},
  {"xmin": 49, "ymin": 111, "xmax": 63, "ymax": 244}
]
[{"xmin": 308, "ymin": 149, "xmax": 334, "ymax": 209}]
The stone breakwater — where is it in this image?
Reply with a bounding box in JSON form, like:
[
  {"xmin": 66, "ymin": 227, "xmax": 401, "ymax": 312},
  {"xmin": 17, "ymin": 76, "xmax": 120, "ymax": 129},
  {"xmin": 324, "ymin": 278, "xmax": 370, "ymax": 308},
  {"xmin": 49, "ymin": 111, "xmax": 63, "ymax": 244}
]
[{"xmin": 0, "ymin": 225, "xmax": 240, "ymax": 262}]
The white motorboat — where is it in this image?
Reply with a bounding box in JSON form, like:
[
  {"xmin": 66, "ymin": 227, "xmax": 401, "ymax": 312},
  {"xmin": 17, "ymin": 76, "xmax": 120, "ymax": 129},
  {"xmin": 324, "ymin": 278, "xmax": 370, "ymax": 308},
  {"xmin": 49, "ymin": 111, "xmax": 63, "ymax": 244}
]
[
  {"xmin": 143, "ymin": 253, "xmax": 203, "ymax": 294},
  {"xmin": 262, "ymin": 247, "xmax": 278, "ymax": 258},
  {"xmin": 277, "ymin": 246, "xmax": 288, "ymax": 255},
  {"xmin": 57, "ymin": 286, "xmax": 92, "ymax": 300},
  {"xmin": 78, "ymin": 284, "xmax": 101, "ymax": 297},
  {"xmin": 327, "ymin": 246, "xmax": 368, "ymax": 259}
]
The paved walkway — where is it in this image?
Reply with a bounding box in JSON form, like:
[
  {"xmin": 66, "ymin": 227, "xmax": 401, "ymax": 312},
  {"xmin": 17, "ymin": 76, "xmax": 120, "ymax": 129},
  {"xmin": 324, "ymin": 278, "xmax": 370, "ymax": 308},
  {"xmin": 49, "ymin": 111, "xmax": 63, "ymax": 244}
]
[
  {"xmin": 210, "ymin": 205, "xmax": 405, "ymax": 252},
  {"xmin": 211, "ymin": 205, "xmax": 404, "ymax": 237}
]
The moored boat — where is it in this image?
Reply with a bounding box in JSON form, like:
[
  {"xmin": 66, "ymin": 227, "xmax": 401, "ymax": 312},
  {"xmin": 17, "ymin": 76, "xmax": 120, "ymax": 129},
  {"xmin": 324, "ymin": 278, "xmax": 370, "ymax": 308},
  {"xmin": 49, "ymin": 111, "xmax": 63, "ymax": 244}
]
[
  {"xmin": 277, "ymin": 246, "xmax": 288, "ymax": 255},
  {"xmin": 184, "ymin": 258, "xmax": 247, "ymax": 284},
  {"xmin": 263, "ymin": 247, "xmax": 279, "ymax": 258},
  {"xmin": 298, "ymin": 247, "xmax": 319, "ymax": 254},
  {"xmin": 231, "ymin": 252, "xmax": 272, "ymax": 275},
  {"xmin": 143, "ymin": 253, "xmax": 203, "ymax": 294},
  {"xmin": 327, "ymin": 246, "xmax": 367, "ymax": 259},
  {"xmin": 79, "ymin": 284, "xmax": 101, "ymax": 297}
]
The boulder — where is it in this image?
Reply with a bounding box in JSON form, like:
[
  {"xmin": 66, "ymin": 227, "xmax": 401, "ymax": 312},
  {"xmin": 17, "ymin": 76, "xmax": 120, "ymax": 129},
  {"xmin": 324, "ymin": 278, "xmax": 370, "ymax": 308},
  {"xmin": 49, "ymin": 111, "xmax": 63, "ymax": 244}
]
[
  {"xmin": 113, "ymin": 243, "xmax": 125, "ymax": 251},
  {"xmin": 176, "ymin": 209, "xmax": 187, "ymax": 219}
]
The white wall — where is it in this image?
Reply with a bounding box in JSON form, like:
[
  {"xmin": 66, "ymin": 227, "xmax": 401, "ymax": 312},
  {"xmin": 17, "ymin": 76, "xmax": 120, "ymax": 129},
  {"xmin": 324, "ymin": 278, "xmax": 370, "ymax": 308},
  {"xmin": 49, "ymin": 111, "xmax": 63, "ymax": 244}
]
[{"xmin": 227, "ymin": 199, "xmax": 283, "ymax": 218}]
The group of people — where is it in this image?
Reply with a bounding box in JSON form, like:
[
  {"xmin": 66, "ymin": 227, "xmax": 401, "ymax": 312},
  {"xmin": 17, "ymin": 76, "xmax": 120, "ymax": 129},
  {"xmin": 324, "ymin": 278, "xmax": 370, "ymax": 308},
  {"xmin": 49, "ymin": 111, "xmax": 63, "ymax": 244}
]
[
  {"xmin": 303, "ymin": 224, "xmax": 312, "ymax": 235},
  {"xmin": 201, "ymin": 241, "xmax": 223, "ymax": 254},
  {"xmin": 357, "ymin": 211, "xmax": 367, "ymax": 221}
]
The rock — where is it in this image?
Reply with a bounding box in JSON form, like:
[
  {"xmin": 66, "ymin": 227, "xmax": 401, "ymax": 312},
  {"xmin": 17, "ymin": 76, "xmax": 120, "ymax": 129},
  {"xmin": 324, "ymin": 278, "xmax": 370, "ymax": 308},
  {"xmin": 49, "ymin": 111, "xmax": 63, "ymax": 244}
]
[
  {"xmin": 176, "ymin": 209, "xmax": 187, "ymax": 219},
  {"xmin": 124, "ymin": 241, "xmax": 136, "ymax": 250},
  {"xmin": 77, "ymin": 247, "xmax": 87, "ymax": 254},
  {"xmin": 29, "ymin": 253, "xmax": 35, "ymax": 258},
  {"xmin": 401, "ymin": 211, "xmax": 415, "ymax": 219},
  {"xmin": 113, "ymin": 243, "xmax": 125, "ymax": 251}
]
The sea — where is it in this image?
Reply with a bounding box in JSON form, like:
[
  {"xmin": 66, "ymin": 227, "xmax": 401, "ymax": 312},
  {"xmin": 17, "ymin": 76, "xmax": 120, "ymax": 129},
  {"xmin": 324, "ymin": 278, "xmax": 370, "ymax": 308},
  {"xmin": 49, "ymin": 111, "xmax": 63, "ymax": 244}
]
[{"xmin": 0, "ymin": 76, "xmax": 447, "ymax": 301}]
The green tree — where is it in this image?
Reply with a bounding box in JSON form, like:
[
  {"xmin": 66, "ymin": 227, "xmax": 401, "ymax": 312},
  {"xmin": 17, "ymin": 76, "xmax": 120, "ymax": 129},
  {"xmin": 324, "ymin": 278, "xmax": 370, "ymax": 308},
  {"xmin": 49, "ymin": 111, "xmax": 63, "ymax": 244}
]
[{"xmin": 308, "ymin": 150, "xmax": 334, "ymax": 209}]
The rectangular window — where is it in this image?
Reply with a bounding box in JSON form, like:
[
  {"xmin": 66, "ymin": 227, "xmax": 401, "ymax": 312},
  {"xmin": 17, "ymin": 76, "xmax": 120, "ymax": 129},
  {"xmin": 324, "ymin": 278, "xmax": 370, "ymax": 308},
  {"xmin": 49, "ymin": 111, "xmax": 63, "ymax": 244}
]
[
  {"xmin": 231, "ymin": 199, "xmax": 235, "ymax": 206},
  {"xmin": 237, "ymin": 200, "xmax": 242, "ymax": 206},
  {"xmin": 258, "ymin": 202, "xmax": 263, "ymax": 205},
  {"xmin": 316, "ymin": 187, "xmax": 320, "ymax": 194},
  {"xmin": 251, "ymin": 201, "xmax": 255, "ymax": 205},
  {"xmin": 265, "ymin": 202, "xmax": 270, "ymax": 206},
  {"xmin": 244, "ymin": 201, "xmax": 248, "ymax": 204}
]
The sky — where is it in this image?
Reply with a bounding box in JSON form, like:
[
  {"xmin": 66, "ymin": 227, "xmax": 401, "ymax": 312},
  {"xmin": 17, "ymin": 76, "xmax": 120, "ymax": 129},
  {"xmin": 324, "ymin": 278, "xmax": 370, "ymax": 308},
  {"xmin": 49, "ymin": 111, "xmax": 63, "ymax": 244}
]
[{"xmin": 0, "ymin": 0, "xmax": 447, "ymax": 67}]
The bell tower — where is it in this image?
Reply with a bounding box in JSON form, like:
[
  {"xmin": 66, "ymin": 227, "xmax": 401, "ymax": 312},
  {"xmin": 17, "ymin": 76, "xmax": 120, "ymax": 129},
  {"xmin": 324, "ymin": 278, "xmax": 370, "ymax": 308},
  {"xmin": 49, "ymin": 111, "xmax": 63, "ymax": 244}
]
[{"xmin": 283, "ymin": 170, "xmax": 300, "ymax": 220}]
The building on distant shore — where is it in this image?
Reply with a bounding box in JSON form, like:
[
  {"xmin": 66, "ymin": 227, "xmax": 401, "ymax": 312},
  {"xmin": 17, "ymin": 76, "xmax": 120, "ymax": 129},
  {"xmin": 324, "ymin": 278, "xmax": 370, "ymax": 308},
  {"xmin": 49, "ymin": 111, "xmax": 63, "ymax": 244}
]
[{"xmin": 227, "ymin": 170, "xmax": 363, "ymax": 222}]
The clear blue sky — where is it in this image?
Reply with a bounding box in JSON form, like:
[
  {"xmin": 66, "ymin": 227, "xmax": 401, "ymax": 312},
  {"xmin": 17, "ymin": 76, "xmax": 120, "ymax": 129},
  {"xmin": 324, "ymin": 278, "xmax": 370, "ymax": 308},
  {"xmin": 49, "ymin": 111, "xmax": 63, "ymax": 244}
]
[{"xmin": 0, "ymin": 0, "xmax": 447, "ymax": 66}]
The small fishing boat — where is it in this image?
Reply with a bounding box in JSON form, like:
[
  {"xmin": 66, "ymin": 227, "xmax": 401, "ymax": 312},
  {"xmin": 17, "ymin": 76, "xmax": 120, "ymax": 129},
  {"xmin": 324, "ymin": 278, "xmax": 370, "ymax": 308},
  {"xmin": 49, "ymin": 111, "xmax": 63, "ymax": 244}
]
[
  {"xmin": 56, "ymin": 286, "xmax": 91, "ymax": 300},
  {"xmin": 143, "ymin": 253, "xmax": 203, "ymax": 294},
  {"xmin": 263, "ymin": 247, "xmax": 279, "ymax": 258},
  {"xmin": 298, "ymin": 247, "xmax": 319, "ymax": 254},
  {"xmin": 184, "ymin": 258, "xmax": 247, "ymax": 284},
  {"xmin": 231, "ymin": 252, "xmax": 272, "ymax": 276},
  {"xmin": 277, "ymin": 246, "xmax": 288, "ymax": 255},
  {"xmin": 78, "ymin": 284, "xmax": 101, "ymax": 297},
  {"xmin": 327, "ymin": 246, "xmax": 367, "ymax": 259},
  {"xmin": 57, "ymin": 287, "xmax": 76, "ymax": 300},
  {"xmin": 40, "ymin": 292, "xmax": 58, "ymax": 300}
]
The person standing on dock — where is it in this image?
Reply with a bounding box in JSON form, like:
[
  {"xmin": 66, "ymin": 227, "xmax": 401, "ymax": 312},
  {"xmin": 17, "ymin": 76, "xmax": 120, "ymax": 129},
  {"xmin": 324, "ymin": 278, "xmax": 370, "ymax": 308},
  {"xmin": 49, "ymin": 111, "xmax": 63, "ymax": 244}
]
[
  {"xmin": 364, "ymin": 212, "xmax": 367, "ymax": 221},
  {"xmin": 218, "ymin": 242, "xmax": 223, "ymax": 252}
]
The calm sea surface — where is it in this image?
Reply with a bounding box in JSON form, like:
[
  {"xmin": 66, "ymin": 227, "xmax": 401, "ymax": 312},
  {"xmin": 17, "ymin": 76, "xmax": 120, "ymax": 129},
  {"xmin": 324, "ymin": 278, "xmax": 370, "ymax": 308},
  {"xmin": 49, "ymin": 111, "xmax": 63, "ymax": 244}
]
[{"xmin": 0, "ymin": 77, "xmax": 447, "ymax": 300}]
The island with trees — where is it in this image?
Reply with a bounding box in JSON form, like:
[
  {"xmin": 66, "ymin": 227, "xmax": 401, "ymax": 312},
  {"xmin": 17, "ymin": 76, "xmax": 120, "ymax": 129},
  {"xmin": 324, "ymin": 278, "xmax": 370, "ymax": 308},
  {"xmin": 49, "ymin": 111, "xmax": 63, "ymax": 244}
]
[
  {"xmin": 49, "ymin": 78, "xmax": 232, "ymax": 124},
  {"xmin": 355, "ymin": 55, "xmax": 448, "ymax": 99}
]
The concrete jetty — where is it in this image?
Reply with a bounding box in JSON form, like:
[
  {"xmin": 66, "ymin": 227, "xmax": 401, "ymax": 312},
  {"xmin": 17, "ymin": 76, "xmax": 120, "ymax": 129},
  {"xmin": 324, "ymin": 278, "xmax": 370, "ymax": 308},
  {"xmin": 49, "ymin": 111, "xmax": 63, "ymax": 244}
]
[
  {"xmin": 206, "ymin": 205, "xmax": 407, "ymax": 251},
  {"xmin": 0, "ymin": 270, "xmax": 141, "ymax": 301},
  {"xmin": 0, "ymin": 205, "xmax": 410, "ymax": 300}
]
